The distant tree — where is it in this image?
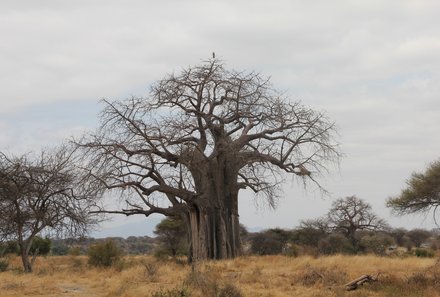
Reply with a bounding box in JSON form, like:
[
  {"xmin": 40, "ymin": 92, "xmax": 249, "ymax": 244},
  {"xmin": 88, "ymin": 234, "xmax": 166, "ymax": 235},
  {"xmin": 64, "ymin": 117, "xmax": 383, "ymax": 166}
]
[
  {"xmin": 359, "ymin": 232, "xmax": 395, "ymax": 255},
  {"xmin": 389, "ymin": 228, "xmax": 413, "ymax": 250},
  {"xmin": 406, "ymin": 229, "xmax": 432, "ymax": 248},
  {"xmin": 77, "ymin": 58, "xmax": 340, "ymax": 261},
  {"xmin": 51, "ymin": 242, "xmax": 69, "ymax": 256},
  {"xmin": 327, "ymin": 196, "xmax": 387, "ymax": 252},
  {"xmin": 387, "ymin": 160, "xmax": 440, "ymax": 221},
  {"xmin": 250, "ymin": 228, "xmax": 292, "ymax": 255},
  {"xmin": 125, "ymin": 236, "xmax": 153, "ymax": 254},
  {"xmin": 0, "ymin": 147, "xmax": 101, "ymax": 272},
  {"xmin": 0, "ymin": 237, "xmax": 51, "ymax": 257},
  {"xmin": 0, "ymin": 241, "xmax": 18, "ymax": 256},
  {"xmin": 154, "ymin": 217, "xmax": 187, "ymax": 257},
  {"xmin": 292, "ymin": 218, "xmax": 329, "ymax": 246},
  {"xmin": 389, "ymin": 228, "xmax": 407, "ymax": 246},
  {"xmin": 318, "ymin": 233, "xmax": 353, "ymax": 255}
]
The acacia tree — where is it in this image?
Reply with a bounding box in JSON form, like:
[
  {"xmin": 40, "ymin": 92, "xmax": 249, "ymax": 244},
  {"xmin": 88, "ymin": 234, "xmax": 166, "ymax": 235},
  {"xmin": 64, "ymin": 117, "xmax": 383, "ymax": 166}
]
[
  {"xmin": 154, "ymin": 217, "xmax": 187, "ymax": 257},
  {"xmin": 327, "ymin": 196, "xmax": 387, "ymax": 251},
  {"xmin": 387, "ymin": 160, "xmax": 440, "ymax": 223},
  {"xmin": 0, "ymin": 147, "xmax": 99, "ymax": 272},
  {"xmin": 79, "ymin": 59, "xmax": 340, "ymax": 261}
]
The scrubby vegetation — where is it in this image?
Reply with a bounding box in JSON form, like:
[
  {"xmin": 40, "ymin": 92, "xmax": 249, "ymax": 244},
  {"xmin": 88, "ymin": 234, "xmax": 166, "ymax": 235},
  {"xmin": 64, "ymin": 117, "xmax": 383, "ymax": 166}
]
[
  {"xmin": 87, "ymin": 240, "xmax": 123, "ymax": 268},
  {"xmin": 0, "ymin": 254, "xmax": 439, "ymax": 296}
]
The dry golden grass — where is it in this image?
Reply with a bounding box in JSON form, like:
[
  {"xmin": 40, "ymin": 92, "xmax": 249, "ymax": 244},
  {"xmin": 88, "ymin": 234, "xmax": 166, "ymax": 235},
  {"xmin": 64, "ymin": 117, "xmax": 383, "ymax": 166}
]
[{"xmin": 0, "ymin": 254, "xmax": 439, "ymax": 297}]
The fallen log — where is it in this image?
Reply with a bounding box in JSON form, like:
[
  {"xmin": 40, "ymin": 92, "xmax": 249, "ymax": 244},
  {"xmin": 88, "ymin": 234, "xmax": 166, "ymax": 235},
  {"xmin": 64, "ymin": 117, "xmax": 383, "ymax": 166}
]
[{"xmin": 344, "ymin": 273, "xmax": 380, "ymax": 291}]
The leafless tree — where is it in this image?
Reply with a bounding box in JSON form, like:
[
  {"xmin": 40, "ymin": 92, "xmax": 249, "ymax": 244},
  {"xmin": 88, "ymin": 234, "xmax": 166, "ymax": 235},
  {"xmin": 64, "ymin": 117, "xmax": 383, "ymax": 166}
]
[
  {"xmin": 77, "ymin": 59, "xmax": 340, "ymax": 261},
  {"xmin": 327, "ymin": 196, "xmax": 387, "ymax": 251},
  {"xmin": 0, "ymin": 146, "xmax": 100, "ymax": 272}
]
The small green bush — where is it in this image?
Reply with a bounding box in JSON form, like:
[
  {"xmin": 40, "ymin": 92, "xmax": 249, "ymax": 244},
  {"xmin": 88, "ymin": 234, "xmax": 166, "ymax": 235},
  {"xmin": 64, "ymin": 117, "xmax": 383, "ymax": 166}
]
[
  {"xmin": 318, "ymin": 233, "xmax": 354, "ymax": 255},
  {"xmin": 284, "ymin": 244, "xmax": 299, "ymax": 257},
  {"xmin": 359, "ymin": 233, "xmax": 395, "ymax": 255},
  {"xmin": 0, "ymin": 258, "xmax": 9, "ymax": 272},
  {"xmin": 30, "ymin": 236, "xmax": 51, "ymax": 256},
  {"xmin": 0, "ymin": 241, "xmax": 19, "ymax": 255},
  {"xmin": 87, "ymin": 240, "xmax": 123, "ymax": 267},
  {"xmin": 414, "ymin": 248, "xmax": 435, "ymax": 258}
]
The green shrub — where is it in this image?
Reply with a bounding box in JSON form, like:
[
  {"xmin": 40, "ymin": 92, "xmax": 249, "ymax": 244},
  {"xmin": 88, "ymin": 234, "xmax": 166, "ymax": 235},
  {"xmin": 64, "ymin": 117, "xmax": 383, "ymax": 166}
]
[
  {"xmin": 284, "ymin": 244, "xmax": 299, "ymax": 257},
  {"xmin": 359, "ymin": 233, "xmax": 395, "ymax": 255},
  {"xmin": 154, "ymin": 217, "xmax": 188, "ymax": 257},
  {"xmin": 414, "ymin": 248, "xmax": 435, "ymax": 258},
  {"xmin": 0, "ymin": 258, "xmax": 9, "ymax": 272},
  {"xmin": 30, "ymin": 236, "xmax": 51, "ymax": 256},
  {"xmin": 154, "ymin": 246, "xmax": 172, "ymax": 260},
  {"xmin": 250, "ymin": 230, "xmax": 288, "ymax": 255},
  {"xmin": 152, "ymin": 287, "xmax": 191, "ymax": 297},
  {"xmin": 318, "ymin": 233, "xmax": 354, "ymax": 255},
  {"xmin": 87, "ymin": 240, "xmax": 123, "ymax": 267},
  {"xmin": 0, "ymin": 241, "xmax": 19, "ymax": 255}
]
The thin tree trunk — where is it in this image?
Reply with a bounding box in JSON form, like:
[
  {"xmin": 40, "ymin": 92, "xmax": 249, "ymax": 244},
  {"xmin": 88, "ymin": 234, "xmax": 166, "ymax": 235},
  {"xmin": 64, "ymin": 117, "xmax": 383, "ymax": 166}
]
[{"xmin": 19, "ymin": 243, "xmax": 32, "ymax": 273}]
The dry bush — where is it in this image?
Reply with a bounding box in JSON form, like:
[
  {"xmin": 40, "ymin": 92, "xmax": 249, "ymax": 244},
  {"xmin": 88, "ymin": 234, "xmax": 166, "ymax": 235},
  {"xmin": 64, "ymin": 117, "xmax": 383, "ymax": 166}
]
[
  {"xmin": 88, "ymin": 240, "xmax": 123, "ymax": 268},
  {"xmin": 152, "ymin": 286, "xmax": 191, "ymax": 297},
  {"xmin": 185, "ymin": 265, "xmax": 219, "ymax": 295},
  {"xmin": 184, "ymin": 264, "xmax": 242, "ymax": 297},
  {"xmin": 218, "ymin": 283, "xmax": 243, "ymax": 297},
  {"xmin": 1, "ymin": 281, "xmax": 24, "ymax": 290},
  {"xmin": 407, "ymin": 258, "xmax": 440, "ymax": 287},
  {"xmin": 0, "ymin": 254, "xmax": 439, "ymax": 297},
  {"xmin": 294, "ymin": 264, "xmax": 347, "ymax": 287},
  {"xmin": 69, "ymin": 255, "xmax": 85, "ymax": 272},
  {"xmin": 142, "ymin": 260, "xmax": 160, "ymax": 282}
]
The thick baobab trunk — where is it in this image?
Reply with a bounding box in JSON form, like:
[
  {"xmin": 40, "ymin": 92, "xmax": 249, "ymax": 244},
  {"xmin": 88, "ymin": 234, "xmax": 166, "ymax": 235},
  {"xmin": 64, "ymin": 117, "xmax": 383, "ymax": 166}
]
[
  {"xmin": 186, "ymin": 153, "xmax": 242, "ymax": 262},
  {"xmin": 179, "ymin": 128, "xmax": 248, "ymax": 262},
  {"xmin": 187, "ymin": 203, "xmax": 240, "ymax": 261}
]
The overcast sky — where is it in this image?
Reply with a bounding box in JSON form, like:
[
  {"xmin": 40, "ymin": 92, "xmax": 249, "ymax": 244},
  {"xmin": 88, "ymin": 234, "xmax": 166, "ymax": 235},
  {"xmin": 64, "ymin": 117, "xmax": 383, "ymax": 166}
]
[{"xmin": 1, "ymin": 0, "xmax": 440, "ymax": 236}]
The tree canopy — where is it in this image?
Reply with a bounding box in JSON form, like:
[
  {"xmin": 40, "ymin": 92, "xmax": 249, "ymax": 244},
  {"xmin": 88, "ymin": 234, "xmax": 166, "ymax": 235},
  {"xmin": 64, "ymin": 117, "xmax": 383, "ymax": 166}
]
[
  {"xmin": 387, "ymin": 160, "xmax": 440, "ymax": 222},
  {"xmin": 327, "ymin": 196, "xmax": 387, "ymax": 250},
  {"xmin": 0, "ymin": 146, "xmax": 100, "ymax": 272},
  {"xmin": 154, "ymin": 217, "xmax": 187, "ymax": 257},
  {"xmin": 78, "ymin": 59, "xmax": 340, "ymax": 261}
]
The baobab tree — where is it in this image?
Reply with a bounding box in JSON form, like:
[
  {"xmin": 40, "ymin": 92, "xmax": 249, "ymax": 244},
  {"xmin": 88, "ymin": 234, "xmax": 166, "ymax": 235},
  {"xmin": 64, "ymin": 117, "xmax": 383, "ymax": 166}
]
[
  {"xmin": 0, "ymin": 147, "xmax": 100, "ymax": 272},
  {"xmin": 327, "ymin": 196, "xmax": 387, "ymax": 251},
  {"xmin": 79, "ymin": 59, "xmax": 340, "ymax": 261}
]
